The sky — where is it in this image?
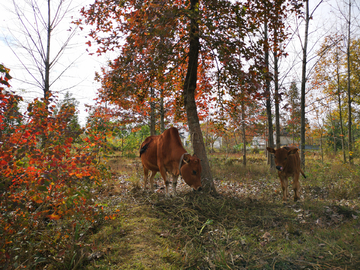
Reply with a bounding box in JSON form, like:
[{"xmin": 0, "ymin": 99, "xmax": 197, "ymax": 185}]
[
  {"xmin": 1, "ymin": 0, "xmax": 359, "ymax": 127},
  {"xmin": 0, "ymin": 0, "xmax": 108, "ymax": 126}
]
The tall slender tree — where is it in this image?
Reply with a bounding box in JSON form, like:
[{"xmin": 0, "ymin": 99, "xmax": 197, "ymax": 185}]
[
  {"xmin": 300, "ymin": 0, "xmax": 309, "ymax": 170},
  {"xmin": 346, "ymin": 0, "xmax": 353, "ymax": 164},
  {"xmin": 286, "ymin": 81, "xmax": 301, "ymax": 144},
  {"xmin": 6, "ymin": 0, "xmax": 79, "ymax": 103},
  {"xmin": 264, "ymin": 9, "xmax": 275, "ymax": 168},
  {"xmin": 246, "ymin": 0, "xmax": 302, "ymax": 167},
  {"xmin": 182, "ymin": 0, "xmax": 214, "ymax": 192}
]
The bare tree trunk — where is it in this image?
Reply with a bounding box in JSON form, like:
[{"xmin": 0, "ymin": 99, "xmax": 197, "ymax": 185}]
[
  {"xmin": 274, "ymin": 37, "xmax": 280, "ymax": 149},
  {"xmin": 347, "ymin": 0, "xmax": 353, "ymax": 165},
  {"xmin": 241, "ymin": 98, "xmax": 246, "ymax": 166},
  {"xmin": 264, "ymin": 12, "xmax": 274, "ymax": 169},
  {"xmin": 319, "ymin": 133, "xmax": 323, "ymax": 163},
  {"xmin": 336, "ymin": 59, "xmax": 346, "ymax": 163},
  {"xmin": 8, "ymin": 0, "xmax": 78, "ymax": 100},
  {"xmin": 44, "ymin": 0, "xmax": 51, "ymax": 102},
  {"xmin": 150, "ymin": 87, "xmax": 156, "ymax": 136},
  {"xmin": 183, "ymin": 0, "xmax": 215, "ymax": 193},
  {"xmin": 160, "ymin": 92, "xmax": 165, "ymax": 134},
  {"xmin": 265, "ymin": 120, "xmax": 269, "ymax": 162},
  {"xmin": 300, "ymin": 0, "xmax": 309, "ymax": 170},
  {"xmin": 328, "ymin": 105, "xmax": 337, "ymax": 155}
]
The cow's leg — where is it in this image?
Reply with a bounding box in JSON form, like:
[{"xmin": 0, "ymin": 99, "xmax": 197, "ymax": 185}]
[
  {"xmin": 171, "ymin": 174, "xmax": 178, "ymax": 196},
  {"xmin": 279, "ymin": 174, "xmax": 289, "ymax": 201},
  {"xmin": 159, "ymin": 167, "xmax": 170, "ymax": 196},
  {"xmin": 143, "ymin": 166, "xmax": 149, "ymax": 190},
  {"xmin": 292, "ymin": 173, "xmax": 301, "ymax": 201},
  {"xmin": 149, "ymin": 170, "xmax": 156, "ymax": 192}
]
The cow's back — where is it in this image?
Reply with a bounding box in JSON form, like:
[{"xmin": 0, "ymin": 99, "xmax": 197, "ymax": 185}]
[
  {"xmin": 157, "ymin": 127, "xmax": 186, "ymax": 174},
  {"xmin": 284, "ymin": 147, "xmax": 301, "ymax": 175},
  {"xmin": 158, "ymin": 127, "xmax": 184, "ymax": 154}
]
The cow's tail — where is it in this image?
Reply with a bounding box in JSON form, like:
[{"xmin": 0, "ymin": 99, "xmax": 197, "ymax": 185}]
[
  {"xmin": 300, "ymin": 169, "xmax": 306, "ymax": 178},
  {"xmin": 139, "ymin": 142, "xmax": 150, "ymax": 157}
]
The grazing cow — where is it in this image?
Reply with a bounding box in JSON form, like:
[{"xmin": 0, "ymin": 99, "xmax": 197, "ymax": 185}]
[
  {"xmin": 266, "ymin": 146, "xmax": 306, "ymax": 202},
  {"xmin": 139, "ymin": 127, "xmax": 202, "ymax": 196}
]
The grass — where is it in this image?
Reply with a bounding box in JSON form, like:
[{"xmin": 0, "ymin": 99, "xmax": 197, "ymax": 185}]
[{"xmin": 79, "ymin": 152, "xmax": 360, "ymax": 269}]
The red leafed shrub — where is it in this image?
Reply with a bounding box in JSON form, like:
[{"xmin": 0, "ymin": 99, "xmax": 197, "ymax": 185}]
[{"xmin": 0, "ymin": 66, "xmax": 110, "ymax": 269}]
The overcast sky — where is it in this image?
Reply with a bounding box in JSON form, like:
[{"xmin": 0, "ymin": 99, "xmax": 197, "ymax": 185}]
[
  {"xmin": 0, "ymin": 0, "xmax": 108, "ymax": 125},
  {"xmin": 1, "ymin": 0, "xmax": 359, "ymax": 126}
]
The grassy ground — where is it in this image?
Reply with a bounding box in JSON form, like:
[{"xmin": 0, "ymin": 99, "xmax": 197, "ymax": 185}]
[{"xmin": 79, "ymin": 153, "xmax": 360, "ymax": 269}]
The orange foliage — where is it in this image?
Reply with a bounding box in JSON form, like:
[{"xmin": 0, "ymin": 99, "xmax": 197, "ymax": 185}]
[{"xmin": 0, "ymin": 67, "xmax": 110, "ymax": 268}]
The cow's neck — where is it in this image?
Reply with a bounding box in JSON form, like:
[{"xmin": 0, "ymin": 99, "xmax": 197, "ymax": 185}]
[{"xmin": 178, "ymin": 152, "xmax": 189, "ymax": 176}]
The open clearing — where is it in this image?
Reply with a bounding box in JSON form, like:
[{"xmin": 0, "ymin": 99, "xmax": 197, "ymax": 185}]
[{"xmin": 81, "ymin": 154, "xmax": 360, "ymax": 269}]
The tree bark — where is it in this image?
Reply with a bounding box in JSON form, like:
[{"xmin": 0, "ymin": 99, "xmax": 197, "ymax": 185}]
[
  {"xmin": 183, "ymin": 0, "xmax": 215, "ymax": 194},
  {"xmin": 274, "ymin": 52, "xmax": 280, "ymax": 149},
  {"xmin": 320, "ymin": 132, "xmax": 323, "ymax": 163},
  {"xmin": 241, "ymin": 98, "xmax": 246, "ymax": 166},
  {"xmin": 160, "ymin": 91, "xmax": 165, "ymax": 134},
  {"xmin": 273, "ymin": 14, "xmax": 280, "ymax": 149},
  {"xmin": 347, "ymin": 0, "xmax": 353, "ymax": 165},
  {"xmin": 300, "ymin": 0, "xmax": 309, "ymax": 170},
  {"xmin": 150, "ymin": 87, "xmax": 156, "ymax": 135},
  {"xmin": 336, "ymin": 54, "xmax": 346, "ymax": 163},
  {"xmin": 264, "ymin": 10, "xmax": 274, "ymax": 169},
  {"xmin": 44, "ymin": 0, "xmax": 51, "ymax": 102}
]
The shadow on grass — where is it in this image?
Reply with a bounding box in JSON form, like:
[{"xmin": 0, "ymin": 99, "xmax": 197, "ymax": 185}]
[{"xmin": 83, "ymin": 187, "xmax": 360, "ymax": 269}]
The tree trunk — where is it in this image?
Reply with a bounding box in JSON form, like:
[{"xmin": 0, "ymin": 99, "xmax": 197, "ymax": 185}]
[
  {"xmin": 183, "ymin": 0, "xmax": 215, "ymax": 194},
  {"xmin": 300, "ymin": 0, "xmax": 309, "ymax": 170},
  {"xmin": 328, "ymin": 105, "xmax": 337, "ymax": 155},
  {"xmin": 150, "ymin": 87, "xmax": 156, "ymax": 136},
  {"xmin": 264, "ymin": 12, "xmax": 274, "ymax": 168},
  {"xmin": 160, "ymin": 93, "xmax": 165, "ymax": 133},
  {"xmin": 274, "ymin": 35, "xmax": 280, "ymax": 149},
  {"xmin": 336, "ymin": 59, "xmax": 346, "ymax": 163},
  {"xmin": 44, "ymin": 0, "xmax": 51, "ymax": 102},
  {"xmin": 347, "ymin": 0, "xmax": 353, "ymax": 165},
  {"xmin": 241, "ymin": 98, "xmax": 246, "ymax": 166},
  {"xmin": 9, "ymin": 0, "xmax": 79, "ymax": 102},
  {"xmin": 320, "ymin": 132, "xmax": 324, "ymax": 163}
]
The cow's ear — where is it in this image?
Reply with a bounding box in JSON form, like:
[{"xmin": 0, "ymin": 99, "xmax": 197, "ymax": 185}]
[
  {"xmin": 183, "ymin": 154, "xmax": 191, "ymax": 163},
  {"xmin": 266, "ymin": 147, "xmax": 275, "ymax": 154},
  {"xmin": 288, "ymin": 148, "xmax": 298, "ymax": 155}
]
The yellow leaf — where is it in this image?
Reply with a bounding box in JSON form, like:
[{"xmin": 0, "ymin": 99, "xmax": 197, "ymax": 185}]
[{"xmin": 48, "ymin": 214, "xmax": 61, "ymax": 220}]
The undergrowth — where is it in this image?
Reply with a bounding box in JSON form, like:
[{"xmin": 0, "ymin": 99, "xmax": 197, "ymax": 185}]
[{"xmin": 80, "ymin": 153, "xmax": 360, "ymax": 269}]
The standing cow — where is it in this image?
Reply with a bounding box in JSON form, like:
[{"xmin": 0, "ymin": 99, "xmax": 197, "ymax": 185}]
[
  {"xmin": 139, "ymin": 127, "xmax": 202, "ymax": 196},
  {"xmin": 266, "ymin": 146, "xmax": 306, "ymax": 202}
]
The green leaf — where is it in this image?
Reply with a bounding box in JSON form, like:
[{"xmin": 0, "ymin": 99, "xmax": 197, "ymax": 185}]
[
  {"xmin": 38, "ymin": 186, "xmax": 48, "ymax": 191},
  {"xmin": 199, "ymin": 219, "xmax": 213, "ymax": 235}
]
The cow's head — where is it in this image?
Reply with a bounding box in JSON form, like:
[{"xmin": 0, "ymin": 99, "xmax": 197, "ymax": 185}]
[
  {"xmin": 266, "ymin": 147, "xmax": 298, "ymax": 172},
  {"xmin": 180, "ymin": 154, "xmax": 202, "ymax": 191}
]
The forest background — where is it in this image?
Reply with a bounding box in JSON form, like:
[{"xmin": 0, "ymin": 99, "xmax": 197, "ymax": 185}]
[{"xmin": 1, "ymin": 0, "xmax": 360, "ymax": 269}]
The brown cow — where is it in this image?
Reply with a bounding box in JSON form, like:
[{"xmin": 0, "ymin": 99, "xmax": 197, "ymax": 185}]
[
  {"xmin": 266, "ymin": 146, "xmax": 306, "ymax": 202},
  {"xmin": 139, "ymin": 127, "xmax": 202, "ymax": 196}
]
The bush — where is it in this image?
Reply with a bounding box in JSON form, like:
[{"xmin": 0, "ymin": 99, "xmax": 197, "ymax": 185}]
[{"xmin": 0, "ymin": 92, "xmax": 110, "ymax": 269}]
